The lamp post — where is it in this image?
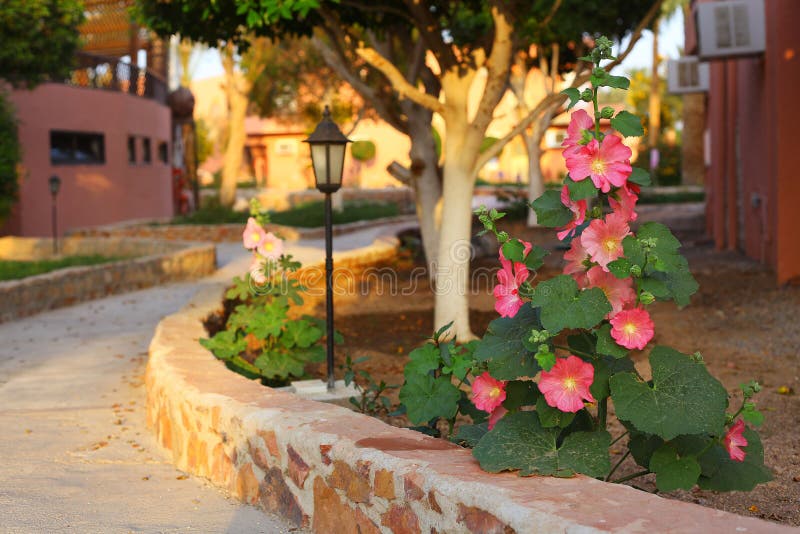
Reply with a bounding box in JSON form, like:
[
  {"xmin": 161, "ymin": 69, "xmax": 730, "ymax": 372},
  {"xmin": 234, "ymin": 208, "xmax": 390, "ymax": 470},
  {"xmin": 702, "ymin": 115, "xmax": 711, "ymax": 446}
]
[
  {"xmin": 304, "ymin": 106, "xmax": 350, "ymax": 392},
  {"xmin": 48, "ymin": 175, "xmax": 61, "ymax": 255}
]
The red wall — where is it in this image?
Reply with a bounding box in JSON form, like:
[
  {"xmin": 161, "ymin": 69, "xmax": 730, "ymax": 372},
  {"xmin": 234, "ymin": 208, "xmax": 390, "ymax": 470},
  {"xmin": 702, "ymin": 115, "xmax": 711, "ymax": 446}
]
[
  {"xmin": 5, "ymin": 84, "xmax": 172, "ymax": 236},
  {"xmin": 702, "ymin": 0, "xmax": 800, "ymax": 283}
]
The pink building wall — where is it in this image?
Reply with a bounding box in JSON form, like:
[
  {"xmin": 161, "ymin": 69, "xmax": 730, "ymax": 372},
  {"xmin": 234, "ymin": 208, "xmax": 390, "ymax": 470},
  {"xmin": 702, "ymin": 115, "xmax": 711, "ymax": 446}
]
[
  {"xmin": 5, "ymin": 84, "xmax": 172, "ymax": 236},
  {"xmin": 693, "ymin": 0, "xmax": 800, "ymax": 284}
]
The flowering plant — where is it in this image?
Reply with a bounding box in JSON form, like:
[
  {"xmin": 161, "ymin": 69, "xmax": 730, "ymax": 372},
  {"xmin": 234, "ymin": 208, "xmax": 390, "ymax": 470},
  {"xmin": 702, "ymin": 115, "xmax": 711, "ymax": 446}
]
[
  {"xmin": 401, "ymin": 37, "xmax": 771, "ymax": 493},
  {"xmin": 201, "ymin": 200, "xmax": 328, "ymax": 384}
]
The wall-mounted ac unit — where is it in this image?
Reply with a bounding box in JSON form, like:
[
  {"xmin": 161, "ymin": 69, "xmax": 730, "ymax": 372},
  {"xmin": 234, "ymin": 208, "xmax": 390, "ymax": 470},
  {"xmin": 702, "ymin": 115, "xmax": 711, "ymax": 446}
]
[
  {"xmin": 667, "ymin": 57, "xmax": 710, "ymax": 94},
  {"xmin": 696, "ymin": 0, "xmax": 766, "ymax": 59}
]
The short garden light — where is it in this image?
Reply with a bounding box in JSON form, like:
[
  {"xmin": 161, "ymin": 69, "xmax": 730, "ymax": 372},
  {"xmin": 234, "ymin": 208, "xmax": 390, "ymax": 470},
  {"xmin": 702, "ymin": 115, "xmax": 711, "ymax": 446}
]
[
  {"xmin": 304, "ymin": 106, "xmax": 351, "ymax": 391},
  {"xmin": 48, "ymin": 175, "xmax": 61, "ymax": 254}
]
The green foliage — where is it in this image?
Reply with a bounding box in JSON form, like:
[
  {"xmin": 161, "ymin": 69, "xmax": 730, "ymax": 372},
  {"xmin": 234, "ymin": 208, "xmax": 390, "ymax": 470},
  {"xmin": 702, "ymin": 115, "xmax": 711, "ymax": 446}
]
[
  {"xmin": 0, "ymin": 92, "xmax": 20, "ymax": 226},
  {"xmin": 530, "ymin": 275, "xmax": 612, "ymax": 334},
  {"xmin": 351, "ymin": 140, "xmax": 376, "ymax": 162},
  {"xmin": 474, "ymin": 306, "xmax": 542, "ymax": 380},
  {"xmin": 0, "ymin": 0, "xmax": 84, "ymax": 88},
  {"xmin": 269, "ymin": 200, "xmax": 400, "ymax": 228},
  {"xmin": 610, "ymin": 110, "xmax": 644, "ymax": 138},
  {"xmin": 530, "ymin": 190, "xmax": 572, "ymax": 227},
  {"xmin": 342, "ymin": 355, "xmax": 398, "ymax": 416},
  {"xmin": 697, "ymin": 429, "xmax": 773, "ymax": 491}
]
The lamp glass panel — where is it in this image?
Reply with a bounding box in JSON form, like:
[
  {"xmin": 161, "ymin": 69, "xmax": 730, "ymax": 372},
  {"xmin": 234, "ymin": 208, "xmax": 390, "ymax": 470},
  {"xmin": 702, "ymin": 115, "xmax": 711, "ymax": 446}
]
[
  {"xmin": 328, "ymin": 144, "xmax": 346, "ymax": 186},
  {"xmin": 310, "ymin": 144, "xmax": 328, "ymax": 186}
]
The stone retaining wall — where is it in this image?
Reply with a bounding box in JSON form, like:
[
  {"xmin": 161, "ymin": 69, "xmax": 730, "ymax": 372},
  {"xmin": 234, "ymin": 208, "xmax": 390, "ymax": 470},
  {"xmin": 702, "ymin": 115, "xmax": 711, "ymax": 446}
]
[
  {"xmin": 0, "ymin": 237, "xmax": 215, "ymax": 322},
  {"xmin": 72, "ymin": 215, "xmax": 418, "ymax": 244},
  {"xmin": 145, "ymin": 244, "xmax": 789, "ymax": 533}
]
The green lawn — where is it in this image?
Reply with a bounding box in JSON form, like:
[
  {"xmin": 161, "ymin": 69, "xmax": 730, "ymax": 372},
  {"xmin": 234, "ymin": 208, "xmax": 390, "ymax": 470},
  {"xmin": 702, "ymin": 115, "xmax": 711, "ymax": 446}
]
[{"xmin": 0, "ymin": 255, "xmax": 125, "ymax": 282}]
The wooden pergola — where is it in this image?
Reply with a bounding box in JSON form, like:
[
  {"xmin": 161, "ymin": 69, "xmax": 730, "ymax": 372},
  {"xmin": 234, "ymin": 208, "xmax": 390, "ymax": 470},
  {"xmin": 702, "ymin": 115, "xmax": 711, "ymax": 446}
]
[{"xmin": 78, "ymin": 0, "xmax": 167, "ymax": 78}]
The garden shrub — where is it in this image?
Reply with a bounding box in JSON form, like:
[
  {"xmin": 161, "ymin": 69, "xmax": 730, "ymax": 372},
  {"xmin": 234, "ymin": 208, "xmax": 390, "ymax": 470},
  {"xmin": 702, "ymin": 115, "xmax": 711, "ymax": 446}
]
[
  {"xmin": 0, "ymin": 92, "xmax": 20, "ymax": 227},
  {"xmin": 351, "ymin": 140, "xmax": 376, "ymax": 162}
]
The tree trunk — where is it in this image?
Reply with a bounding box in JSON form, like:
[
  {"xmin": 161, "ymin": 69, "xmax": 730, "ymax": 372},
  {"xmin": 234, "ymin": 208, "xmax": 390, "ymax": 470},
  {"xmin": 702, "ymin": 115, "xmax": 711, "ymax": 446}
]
[
  {"xmin": 434, "ymin": 159, "xmax": 476, "ymax": 341},
  {"xmin": 220, "ymin": 85, "xmax": 248, "ymax": 207},
  {"xmin": 681, "ymin": 92, "xmax": 706, "ymax": 185},
  {"xmin": 525, "ymin": 108, "xmax": 554, "ymax": 227},
  {"xmin": 648, "ymin": 18, "xmax": 662, "ymax": 158}
]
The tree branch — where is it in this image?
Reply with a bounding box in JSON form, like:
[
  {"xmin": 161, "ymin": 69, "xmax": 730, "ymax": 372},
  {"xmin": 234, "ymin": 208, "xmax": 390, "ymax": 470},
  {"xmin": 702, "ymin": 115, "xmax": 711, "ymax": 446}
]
[
  {"xmin": 402, "ymin": 0, "xmax": 458, "ymax": 71},
  {"xmin": 473, "ymin": 0, "xmax": 663, "ymax": 172},
  {"xmin": 356, "ymin": 46, "xmax": 445, "ymax": 114},
  {"xmin": 539, "ymin": 0, "xmax": 563, "ymax": 27}
]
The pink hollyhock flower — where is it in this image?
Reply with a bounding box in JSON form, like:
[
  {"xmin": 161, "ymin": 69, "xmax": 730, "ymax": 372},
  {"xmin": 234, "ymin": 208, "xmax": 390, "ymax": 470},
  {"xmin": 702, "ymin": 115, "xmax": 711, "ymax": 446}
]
[
  {"xmin": 487, "ymin": 405, "xmax": 508, "ymax": 430},
  {"xmin": 586, "ymin": 266, "xmax": 636, "ymax": 316},
  {"xmin": 580, "ymin": 212, "xmax": 630, "ymax": 269},
  {"xmin": 257, "ymin": 232, "xmax": 284, "ymax": 259},
  {"xmin": 563, "ymin": 238, "xmax": 591, "ymax": 287},
  {"xmin": 471, "ymin": 372, "xmax": 507, "ymax": 413},
  {"xmin": 557, "ymin": 185, "xmax": 588, "ymax": 241},
  {"xmin": 242, "ymin": 217, "xmax": 267, "ymax": 250},
  {"xmin": 249, "ymin": 256, "xmax": 267, "ymax": 285},
  {"xmin": 565, "ymin": 135, "xmax": 633, "ymax": 193},
  {"xmin": 610, "ymin": 307, "xmax": 655, "ymax": 350},
  {"xmin": 494, "ymin": 251, "xmax": 530, "ymax": 318},
  {"xmin": 538, "ymin": 355, "xmax": 596, "ymax": 413},
  {"xmin": 723, "ymin": 419, "xmax": 748, "ymax": 462},
  {"xmin": 609, "ymin": 182, "xmax": 641, "ymax": 222},
  {"xmin": 562, "ymin": 109, "xmax": 594, "ymax": 156}
]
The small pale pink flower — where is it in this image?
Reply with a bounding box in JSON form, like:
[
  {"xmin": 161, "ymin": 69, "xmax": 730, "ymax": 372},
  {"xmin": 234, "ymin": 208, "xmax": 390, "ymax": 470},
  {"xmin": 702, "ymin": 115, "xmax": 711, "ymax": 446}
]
[
  {"xmin": 538, "ymin": 355, "xmax": 596, "ymax": 413},
  {"xmin": 563, "ymin": 238, "xmax": 591, "ymax": 287},
  {"xmin": 487, "ymin": 405, "xmax": 508, "ymax": 430},
  {"xmin": 562, "ymin": 109, "xmax": 595, "ymax": 156},
  {"xmin": 586, "ymin": 266, "xmax": 636, "ymax": 316},
  {"xmin": 609, "ymin": 182, "xmax": 640, "ymax": 222},
  {"xmin": 723, "ymin": 419, "xmax": 748, "ymax": 462},
  {"xmin": 565, "ymin": 135, "xmax": 633, "ymax": 193},
  {"xmin": 257, "ymin": 232, "xmax": 284, "ymax": 259},
  {"xmin": 249, "ymin": 256, "xmax": 267, "ymax": 285},
  {"xmin": 242, "ymin": 217, "xmax": 267, "ymax": 250},
  {"xmin": 610, "ymin": 307, "xmax": 655, "ymax": 350},
  {"xmin": 557, "ymin": 185, "xmax": 588, "ymax": 241},
  {"xmin": 494, "ymin": 253, "xmax": 529, "ymax": 318},
  {"xmin": 471, "ymin": 372, "xmax": 507, "ymax": 413},
  {"xmin": 580, "ymin": 212, "xmax": 630, "ymax": 269}
]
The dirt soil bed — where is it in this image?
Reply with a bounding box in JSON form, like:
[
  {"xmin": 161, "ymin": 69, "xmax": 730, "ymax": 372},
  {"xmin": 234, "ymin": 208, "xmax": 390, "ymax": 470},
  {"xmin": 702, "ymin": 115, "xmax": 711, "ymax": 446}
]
[{"xmin": 322, "ymin": 204, "xmax": 800, "ymax": 527}]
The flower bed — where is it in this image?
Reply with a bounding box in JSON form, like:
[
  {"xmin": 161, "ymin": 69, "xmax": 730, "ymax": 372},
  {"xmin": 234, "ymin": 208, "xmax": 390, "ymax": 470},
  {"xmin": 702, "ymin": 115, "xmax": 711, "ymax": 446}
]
[
  {"xmin": 146, "ymin": 276, "xmax": 788, "ymax": 533},
  {"xmin": 0, "ymin": 236, "xmax": 215, "ymax": 322}
]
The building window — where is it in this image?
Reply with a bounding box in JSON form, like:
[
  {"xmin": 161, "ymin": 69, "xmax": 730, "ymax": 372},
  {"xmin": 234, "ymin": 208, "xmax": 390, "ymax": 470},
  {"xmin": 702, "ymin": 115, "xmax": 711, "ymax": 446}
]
[
  {"xmin": 142, "ymin": 137, "xmax": 152, "ymax": 164},
  {"xmin": 50, "ymin": 131, "xmax": 105, "ymax": 165},
  {"xmin": 128, "ymin": 136, "xmax": 137, "ymax": 164},
  {"xmin": 157, "ymin": 141, "xmax": 169, "ymax": 164}
]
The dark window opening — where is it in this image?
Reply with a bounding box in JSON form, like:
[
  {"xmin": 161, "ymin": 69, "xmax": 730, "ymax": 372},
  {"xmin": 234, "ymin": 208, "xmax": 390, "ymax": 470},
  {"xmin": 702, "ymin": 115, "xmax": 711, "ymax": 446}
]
[
  {"xmin": 142, "ymin": 137, "xmax": 152, "ymax": 164},
  {"xmin": 128, "ymin": 136, "xmax": 137, "ymax": 164},
  {"xmin": 50, "ymin": 131, "xmax": 105, "ymax": 165},
  {"xmin": 157, "ymin": 141, "xmax": 169, "ymax": 164}
]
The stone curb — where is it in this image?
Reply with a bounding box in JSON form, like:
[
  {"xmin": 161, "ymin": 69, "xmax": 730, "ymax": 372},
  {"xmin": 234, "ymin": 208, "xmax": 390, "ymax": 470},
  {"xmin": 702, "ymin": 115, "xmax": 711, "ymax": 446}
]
[
  {"xmin": 0, "ymin": 237, "xmax": 216, "ymax": 322},
  {"xmin": 145, "ymin": 242, "xmax": 791, "ymax": 534}
]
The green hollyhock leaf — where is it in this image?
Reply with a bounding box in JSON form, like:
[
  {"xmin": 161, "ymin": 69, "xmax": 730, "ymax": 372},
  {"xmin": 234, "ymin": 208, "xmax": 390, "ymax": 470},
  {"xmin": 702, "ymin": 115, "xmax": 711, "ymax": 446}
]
[
  {"xmin": 650, "ymin": 443, "xmax": 702, "ymax": 492},
  {"xmin": 530, "ymin": 275, "xmax": 612, "ymax": 333},
  {"xmin": 536, "ymin": 396, "xmax": 575, "ymax": 428},
  {"xmin": 697, "ymin": 429, "xmax": 773, "ymax": 491},
  {"xmin": 566, "ymin": 176, "xmax": 598, "ymax": 201},
  {"xmin": 404, "ymin": 343, "xmax": 441, "ymax": 378},
  {"xmin": 561, "ymin": 87, "xmax": 581, "ymax": 110},
  {"xmin": 595, "ymin": 324, "xmax": 628, "ymax": 358},
  {"xmin": 501, "ymin": 239, "xmax": 526, "ymax": 262},
  {"xmin": 451, "ymin": 422, "xmax": 489, "ymax": 448},
  {"xmin": 567, "ymin": 332, "xmax": 595, "ymax": 356},
  {"xmin": 281, "ymin": 319, "xmax": 321, "ymax": 349},
  {"xmin": 458, "ymin": 392, "xmax": 488, "ymax": 424},
  {"xmin": 604, "ymin": 74, "xmax": 630, "ymax": 90},
  {"xmin": 503, "ymin": 380, "xmax": 539, "ymax": 410},
  {"xmin": 524, "ymin": 245, "xmax": 548, "ymax": 271},
  {"xmin": 622, "ymin": 235, "xmax": 646, "ymax": 268},
  {"xmin": 474, "ymin": 306, "xmax": 541, "ymax": 380},
  {"xmin": 472, "ymin": 411, "xmax": 610, "ymax": 478},
  {"xmin": 254, "ymin": 350, "xmax": 306, "ymax": 378},
  {"xmin": 531, "ymin": 190, "xmax": 572, "ymax": 228},
  {"xmin": 442, "ymin": 352, "xmax": 473, "ymax": 381},
  {"xmin": 629, "ymin": 167, "xmax": 652, "ymax": 186},
  {"xmin": 742, "ymin": 404, "xmax": 764, "ymax": 427},
  {"xmin": 628, "ymin": 431, "xmax": 664, "ymax": 469},
  {"xmin": 200, "ymin": 329, "xmax": 247, "ymax": 361},
  {"xmin": 611, "ymin": 111, "xmax": 644, "ymax": 137},
  {"xmin": 607, "ymin": 257, "xmax": 633, "ymax": 279},
  {"xmin": 400, "ymin": 374, "xmax": 461, "ymax": 424},
  {"xmin": 610, "ymin": 346, "xmax": 728, "ymax": 440}
]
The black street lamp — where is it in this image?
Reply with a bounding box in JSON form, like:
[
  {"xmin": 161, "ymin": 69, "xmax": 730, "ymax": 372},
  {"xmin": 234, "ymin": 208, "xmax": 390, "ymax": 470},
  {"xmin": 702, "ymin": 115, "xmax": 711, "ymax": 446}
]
[
  {"xmin": 48, "ymin": 175, "xmax": 61, "ymax": 255},
  {"xmin": 304, "ymin": 106, "xmax": 350, "ymax": 391}
]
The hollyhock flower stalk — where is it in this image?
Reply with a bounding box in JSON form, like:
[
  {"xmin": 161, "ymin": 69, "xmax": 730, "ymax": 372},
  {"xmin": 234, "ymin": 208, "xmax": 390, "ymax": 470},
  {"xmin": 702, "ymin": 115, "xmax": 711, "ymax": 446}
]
[{"xmin": 538, "ymin": 355, "xmax": 596, "ymax": 413}]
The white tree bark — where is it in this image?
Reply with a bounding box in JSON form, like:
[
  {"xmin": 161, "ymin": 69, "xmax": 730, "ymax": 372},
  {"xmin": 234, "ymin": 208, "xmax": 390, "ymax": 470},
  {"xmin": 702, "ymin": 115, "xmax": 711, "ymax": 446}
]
[
  {"xmin": 220, "ymin": 46, "xmax": 250, "ymax": 208},
  {"xmin": 525, "ymin": 109, "xmax": 554, "ymax": 226}
]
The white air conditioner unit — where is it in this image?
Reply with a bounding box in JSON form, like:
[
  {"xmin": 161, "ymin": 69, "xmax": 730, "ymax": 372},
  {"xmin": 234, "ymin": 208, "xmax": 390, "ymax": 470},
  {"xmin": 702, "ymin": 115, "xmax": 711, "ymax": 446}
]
[
  {"xmin": 667, "ymin": 57, "xmax": 710, "ymax": 94},
  {"xmin": 696, "ymin": 0, "xmax": 766, "ymax": 59}
]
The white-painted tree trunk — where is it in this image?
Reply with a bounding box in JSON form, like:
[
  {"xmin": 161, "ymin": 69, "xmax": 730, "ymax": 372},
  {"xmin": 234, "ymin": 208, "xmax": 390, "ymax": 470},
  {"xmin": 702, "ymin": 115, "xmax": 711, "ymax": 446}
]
[
  {"xmin": 220, "ymin": 83, "xmax": 248, "ymax": 208},
  {"xmin": 525, "ymin": 109, "xmax": 554, "ymax": 226}
]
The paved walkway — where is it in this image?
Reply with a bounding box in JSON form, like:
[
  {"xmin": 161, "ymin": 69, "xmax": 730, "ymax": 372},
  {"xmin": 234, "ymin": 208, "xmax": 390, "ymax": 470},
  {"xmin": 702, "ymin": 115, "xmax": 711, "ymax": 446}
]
[{"xmin": 0, "ymin": 225, "xmax": 403, "ymax": 533}]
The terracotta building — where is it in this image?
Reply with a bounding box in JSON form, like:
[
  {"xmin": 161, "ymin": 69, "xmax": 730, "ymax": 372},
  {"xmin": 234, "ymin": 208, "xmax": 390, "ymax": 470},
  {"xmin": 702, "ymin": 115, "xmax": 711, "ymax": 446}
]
[{"xmin": 686, "ymin": 0, "xmax": 800, "ymax": 284}]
